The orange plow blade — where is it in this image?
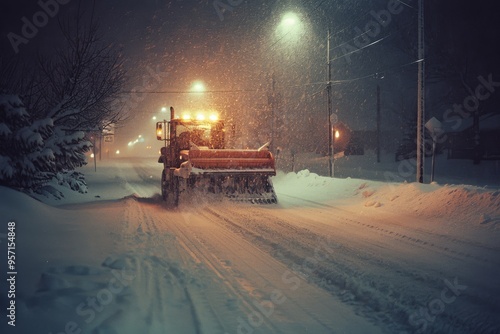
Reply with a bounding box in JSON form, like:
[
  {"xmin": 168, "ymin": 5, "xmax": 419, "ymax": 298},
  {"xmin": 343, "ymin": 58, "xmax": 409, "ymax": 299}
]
[
  {"xmin": 185, "ymin": 149, "xmax": 277, "ymax": 203},
  {"xmin": 188, "ymin": 149, "xmax": 275, "ymax": 173}
]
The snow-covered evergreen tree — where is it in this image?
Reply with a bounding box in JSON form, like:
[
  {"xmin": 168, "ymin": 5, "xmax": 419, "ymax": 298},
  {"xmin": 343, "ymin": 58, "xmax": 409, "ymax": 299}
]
[
  {"xmin": 0, "ymin": 94, "xmax": 55, "ymax": 189},
  {"xmin": 46, "ymin": 127, "xmax": 91, "ymax": 193},
  {"xmin": 0, "ymin": 93, "xmax": 91, "ymax": 194}
]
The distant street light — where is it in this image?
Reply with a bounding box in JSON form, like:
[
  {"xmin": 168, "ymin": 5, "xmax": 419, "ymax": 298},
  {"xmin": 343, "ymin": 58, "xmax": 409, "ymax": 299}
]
[
  {"xmin": 281, "ymin": 12, "xmax": 299, "ymax": 27},
  {"xmin": 161, "ymin": 107, "xmax": 167, "ymax": 113},
  {"xmin": 332, "ymin": 127, "xmax": 340, "ymax": 178},
  {"xmin": 191, "ymin": 81, "xmax": 206, "ymax": 93}
]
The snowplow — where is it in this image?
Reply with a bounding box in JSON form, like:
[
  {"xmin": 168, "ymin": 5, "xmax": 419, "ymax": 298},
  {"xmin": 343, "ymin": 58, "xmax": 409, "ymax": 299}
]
[{"xmin": 156, "ymin": 107, "xmax": 277, "ymax": 206}]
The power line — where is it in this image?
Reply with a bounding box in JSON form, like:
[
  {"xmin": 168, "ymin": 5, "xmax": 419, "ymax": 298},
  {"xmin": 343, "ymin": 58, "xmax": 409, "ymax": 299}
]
[
  {"xmin": 328, "ymin": 20, "xmax": 415, "ymax": 55},
  {"xmin": 283, "ymin": 58, "xmax": 422, "ymax": 88},
  {"xmin": 120, "ymin": 58, "xmax": 422, "ymax": 96},
  {"xmin": 329, "ymin": 34, "xmax": 393, "ymax": 63},
  {"xmin": 395, "ymin": 0, "xmax": 417, "ymax": 10},
  {"xmin": 330, "ymin": 58, "xmax": 422, "ymax": 85}
]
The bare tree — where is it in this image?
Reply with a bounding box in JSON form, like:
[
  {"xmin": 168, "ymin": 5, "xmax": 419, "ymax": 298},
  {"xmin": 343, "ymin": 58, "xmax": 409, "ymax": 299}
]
[{"xmin": 32, "ymin": 4, "xmax": 126, "ymax": 131}]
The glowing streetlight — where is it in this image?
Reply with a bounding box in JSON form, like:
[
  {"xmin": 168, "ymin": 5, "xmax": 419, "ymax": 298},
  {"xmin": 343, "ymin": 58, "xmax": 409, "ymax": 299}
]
[
  {"xmin": 161, "ymin": 107, "xmax": 167, "ymax": 113},
  {"xmin": 331, "ymin": 128, "xmax": 340, "ymax": 178},
  {"xmin": 277, "ymin": 12, "xmax": 302, "ymax": 39},
  {"xmin": 191, "ymin": 81, "xmax": 206, "ymax": 93},
  {"xmin": 281, "ymin": 12, "xmax": 299, "ymax": 27}
]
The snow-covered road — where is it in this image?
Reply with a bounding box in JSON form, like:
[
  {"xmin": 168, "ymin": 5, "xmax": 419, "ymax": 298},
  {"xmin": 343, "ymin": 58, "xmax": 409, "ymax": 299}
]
[{"xmin": 2, "ymin": 158, "xmax": 500, "ymax": 334}]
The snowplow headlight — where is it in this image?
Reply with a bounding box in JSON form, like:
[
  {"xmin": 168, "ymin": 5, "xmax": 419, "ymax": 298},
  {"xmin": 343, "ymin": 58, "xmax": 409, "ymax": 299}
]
[
  {"xmin": 196, "ymin": 113, "xmax": 205, "ymax": 121},
  {"xmin": 209, "ymin": 114, "xmax": 218, "ymax": 121}
]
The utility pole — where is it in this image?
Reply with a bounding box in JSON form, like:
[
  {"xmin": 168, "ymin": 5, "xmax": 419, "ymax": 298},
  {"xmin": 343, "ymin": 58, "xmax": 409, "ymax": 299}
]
[
  {"xmin": 327, "ymin": 29, "xmax": 333, "ymax": 177},
  {"xmin": 416, "ymin": 0, "xmax": 425, "ymax": 183},
  {"xmin": 376, "ymin": 85, "xmax": 381, "ymax": 163},
  {"xmin": 268, "ymin": 73, "xmax": 276, "ymax": 155}
]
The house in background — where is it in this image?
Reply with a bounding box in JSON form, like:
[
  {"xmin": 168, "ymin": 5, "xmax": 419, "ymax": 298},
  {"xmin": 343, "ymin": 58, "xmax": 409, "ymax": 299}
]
[{"xmin": 443, "ymin": 112, "xmax": 500, "ymax": 162}]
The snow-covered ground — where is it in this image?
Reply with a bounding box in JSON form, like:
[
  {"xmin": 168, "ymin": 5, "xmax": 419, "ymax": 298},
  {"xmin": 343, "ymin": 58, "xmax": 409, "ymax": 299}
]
[{"xmin": 1, "ymin": 157, "xmax": 499, "ymax": 334}]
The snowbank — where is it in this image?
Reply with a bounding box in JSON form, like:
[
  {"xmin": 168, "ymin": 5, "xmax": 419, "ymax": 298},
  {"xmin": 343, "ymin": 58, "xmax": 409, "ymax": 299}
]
[{"xmin": 273, "ymin": 169, "xmax": 500, "ymax": 228}]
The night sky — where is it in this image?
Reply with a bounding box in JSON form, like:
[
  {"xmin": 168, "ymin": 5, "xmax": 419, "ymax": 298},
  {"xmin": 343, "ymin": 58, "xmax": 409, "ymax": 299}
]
[{"xmin": 1, "ymin": 0, "xmax": 499, "ymax": 150}]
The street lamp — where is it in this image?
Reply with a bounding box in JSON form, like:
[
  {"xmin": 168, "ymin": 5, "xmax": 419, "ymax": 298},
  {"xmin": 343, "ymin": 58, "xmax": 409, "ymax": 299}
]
[
  {"xmin": 281, "ymin": 12, "xmax": 299, "ymax": 27},
  {"xmin": 191, "ymin": 81, "xmax": 206, "ymax": 93},
  {"xmin": 268, "ymin": 11, "xmax": 303, "ymax": 156},
  {"xmin": 277, "ymin": 12, "xmax": 302, "ymax": 40}
]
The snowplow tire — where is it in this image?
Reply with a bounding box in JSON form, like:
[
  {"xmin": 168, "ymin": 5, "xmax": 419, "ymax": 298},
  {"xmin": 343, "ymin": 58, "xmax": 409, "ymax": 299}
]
[{"xmin": 161, "ymin": 170, "xmax": 168, "ymax": 202}]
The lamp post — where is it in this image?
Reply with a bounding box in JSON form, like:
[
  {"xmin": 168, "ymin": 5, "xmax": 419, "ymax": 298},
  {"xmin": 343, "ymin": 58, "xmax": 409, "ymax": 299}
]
[
  {"xmin": 416, "ymin": 0, "xmax": 425, "ymax": 183},
  {"xmin": 274, "ymin": 13, "xmax": 335, "ymax": 177},
  {"xmin": 269, "ymin": 12, "xmax": 302, "ymax": 156},
  {"xmin": 327, "ymin": 29, "xmax": 333, "ymax": 177}
]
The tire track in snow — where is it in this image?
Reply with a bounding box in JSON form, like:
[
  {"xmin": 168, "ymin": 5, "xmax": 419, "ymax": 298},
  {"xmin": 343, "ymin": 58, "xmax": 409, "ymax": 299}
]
[
  {"xmin": 130, "ymin": 198, "xmax": 241, "ymax": 334},
  {"xmin": 279, "ymin": 193, "xmax": 500, "ymax": 265},
  {"xmin": 167, "ymin": 205, "xmax": 383, "ymax": 334},
  {"xmin": 185, "ymin": 208, "xmax": 386, "ymax": 332},
  {"xmin": 92, "ymin": 197, "xmax": 204, "ymax": 334},
  {"xmin": 203, "ymin": 202, "xmax": 500, "ymax": 334},
  {"xmin": 164, "ymin": 210, "xmax": 282, "ymax": 334}
]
